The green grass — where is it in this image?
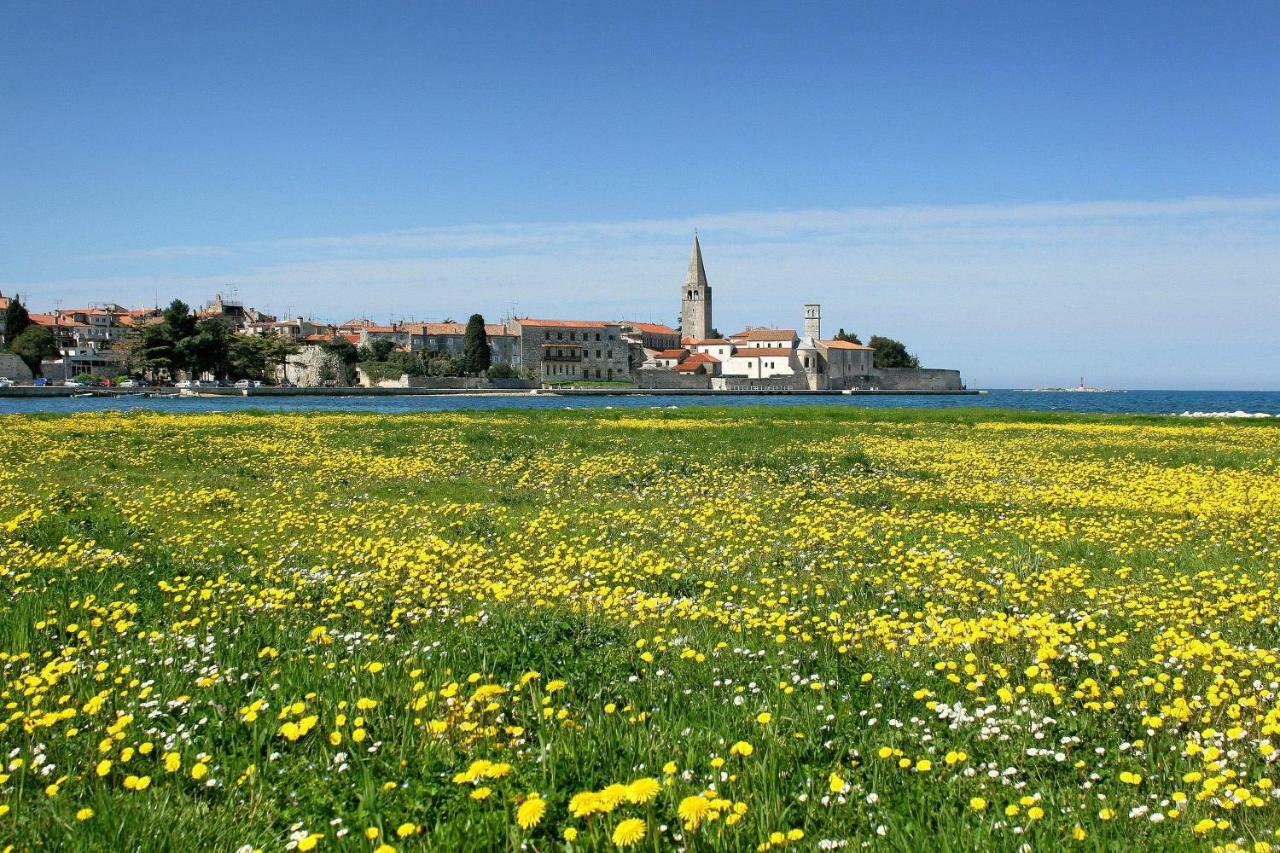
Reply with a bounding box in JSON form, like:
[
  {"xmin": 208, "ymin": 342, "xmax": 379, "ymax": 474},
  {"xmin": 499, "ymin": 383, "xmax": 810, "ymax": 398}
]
[{"xmin": 0, "ymin": 407, "xmax": 1277, "ymax": 851}]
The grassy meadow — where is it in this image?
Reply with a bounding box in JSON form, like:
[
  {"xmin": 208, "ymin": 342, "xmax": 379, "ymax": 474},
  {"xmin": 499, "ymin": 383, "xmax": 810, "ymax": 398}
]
[{"xmin": 2, "ymin": 406, "xmax": 1280, "ymax": 851}]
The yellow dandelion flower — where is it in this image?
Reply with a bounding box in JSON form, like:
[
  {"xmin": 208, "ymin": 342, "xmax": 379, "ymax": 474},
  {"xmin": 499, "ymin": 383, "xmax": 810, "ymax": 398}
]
[
  {"xmin": 517, "ymin": 795, "xmax": 546, "ymax": 829},
  {"xmin": 611, "ymin": 818, "xmax": 646, "ymax": 848}
]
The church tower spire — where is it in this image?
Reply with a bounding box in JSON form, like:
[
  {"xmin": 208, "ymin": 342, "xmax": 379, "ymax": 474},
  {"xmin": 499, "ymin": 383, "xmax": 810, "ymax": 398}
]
[{"xmin": 680, "ymin": 233, "xmax": 713, "ymax": 340}]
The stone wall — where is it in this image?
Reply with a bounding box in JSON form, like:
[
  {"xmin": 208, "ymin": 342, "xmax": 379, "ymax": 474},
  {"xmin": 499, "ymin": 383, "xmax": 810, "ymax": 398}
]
[
  {"xmin": 276, "ymin": 346, "xmax": 349, "ymax": 387},
  {"xmin": 636, "ymin": 369, "xmax": 711, "ymax": 390},
  {"xmin": 0, "ymin": 354, "xmax": 33, "ymax": 383},
  {"xmin": 357, "ymin": 370, "xmax": 537, "ymax": 390},
  {"xmin": 712, "ymin": 375, "xmax": 807, "ymax": 391},
  {"xmin": 873, "ymin": 368, "xmax": 963, "ymax": 391}
]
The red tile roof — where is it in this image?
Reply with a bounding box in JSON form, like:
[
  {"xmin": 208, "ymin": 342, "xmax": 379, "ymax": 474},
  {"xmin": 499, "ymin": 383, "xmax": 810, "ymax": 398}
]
[
  {"xmin": 820, "ymin": 339, "xmax": 875, "ymax": 351},
  {"xmin": 683, "ymin": 352, "xmax": 721, "ymax": 364},
  {"xmin": 732, "ymin": 328, "xmax": 797, "ymax": 342},
  {"xmin": 654, "ymin": 349, "xmax": 687, "ymax": 359},
  {"xmin": 625, "ymin": 321, "xmax": 679, "ymax": 335},
  {"xmin": 690, "ymin": 338, "xmax": 731, "ymax": 345},
  {"xmin": 518, "ymin": 318, "xmax": 615, "ymax": 329}
]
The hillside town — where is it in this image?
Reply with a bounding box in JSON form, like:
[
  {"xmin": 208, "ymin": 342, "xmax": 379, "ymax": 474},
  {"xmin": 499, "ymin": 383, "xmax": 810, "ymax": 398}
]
[{"xmin": 0, "ymin": 238, "xmax": 962, "ymax": 391}]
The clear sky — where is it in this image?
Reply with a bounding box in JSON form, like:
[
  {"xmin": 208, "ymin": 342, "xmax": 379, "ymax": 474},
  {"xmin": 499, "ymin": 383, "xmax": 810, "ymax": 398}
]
[{"xmin": 2, "ymin": 1, "xmax": 1278, "ymax": 389}]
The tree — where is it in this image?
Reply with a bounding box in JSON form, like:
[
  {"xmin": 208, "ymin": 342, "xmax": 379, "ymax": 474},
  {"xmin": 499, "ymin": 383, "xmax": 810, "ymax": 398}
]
[
  {"xmin": 263, "ymin": 336, "xmax": 301, "ymax": 384},
  {"xmin": 3, "ymin": 296, "xmax": 31, "ymax": 347},
  {"xmin": 177, "ymin": 318, "xmax": 232, "ymax": 379},
  {"xmin": 461, "ymin": 314, "xmax": 491, "ymax": 375},
  {"xmin": 228, "ymin": 334, "xmax": 272, "ymax": 380},
  {"xmin": 707, "ymin": 327, "xmax": 723, "ymax": 340},
  {"xmin": 359, "ymin": 339, "xmax": 395, "ymax": 362},
  {"xmin": 868, "ymin": 335, "xmax": 920, "ymax": 369},
  {"xmin": 162, "ymin": 299, "xmax": 197, "ymax": 341},
  {"xmin": 834, "ymin": 328, "xmax": 862, "ymax": 345},
  {"xmin": 322, "ymin": 338, "xmax": 360, "ymax": 385},
  {"xmin": 8, "ymin": 325, "xmax": 58, "ymax": 376}
]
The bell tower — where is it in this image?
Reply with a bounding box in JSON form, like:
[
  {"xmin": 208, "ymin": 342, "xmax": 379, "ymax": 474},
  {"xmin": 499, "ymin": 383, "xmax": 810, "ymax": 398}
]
[
  {"xmin": 804, "ymin": 304, "xmax": 821, "ymax": 340},
  {"xmin": 680, "ymin": 233, "xmax": 712, "ymax": 341}
]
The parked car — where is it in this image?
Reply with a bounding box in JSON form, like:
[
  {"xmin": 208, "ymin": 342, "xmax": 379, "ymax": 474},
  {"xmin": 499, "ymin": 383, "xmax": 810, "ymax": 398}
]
[
  {"xmin": 63, "ymin": 380, "xmax": 85, "ymax": 388},
  {"xmin": 119, "ymin": 379, "xmax": 146, "ymax": 388},
  {"xmin": 233, "ymin": 379, "xmax": 256, "ymax": 389},
  {"xmin": 0, "ymin": 378, "xmax": 13, "ymax": 388},
  {"xmin": 34, "ymin": 378, "xmax": 48, "ymax": 386}
]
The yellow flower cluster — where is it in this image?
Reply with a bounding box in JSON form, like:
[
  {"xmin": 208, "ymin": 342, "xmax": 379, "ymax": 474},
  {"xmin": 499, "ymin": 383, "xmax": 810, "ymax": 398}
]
[{"xmin": 1, "ymin": 409, "xmax": 1279, "ymax": 849}]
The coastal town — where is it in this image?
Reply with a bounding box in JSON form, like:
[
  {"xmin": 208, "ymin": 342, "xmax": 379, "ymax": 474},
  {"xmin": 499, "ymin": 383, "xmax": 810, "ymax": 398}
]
[{"xmin": 0, "ymin": 237, "xmax": 962, "ymax": 392}]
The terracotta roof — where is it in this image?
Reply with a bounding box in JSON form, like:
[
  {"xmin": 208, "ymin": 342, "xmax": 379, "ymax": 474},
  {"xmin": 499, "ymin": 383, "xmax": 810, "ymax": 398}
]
[
  {"xmin": 820, "ymin": 339, "xmax": 875, "ymax": 351},
  {"xmin": 730, "ymin": 348, "xmax": 794, "ymax": 358},
  {"xmin": 303, "ymin": 334, "xmax": 334, "ymax": 343},
  {"xmin": 690, "ymin": 338, "xmax": 731, "ymax": 345},
  {"xmin": 362, "ymin": 323, "xmax": 398, "ymax": 334},
  {"xmin": 654, "ymin": 349, "xmax": 687, "ymax": 359},
  {"xmin": 684, "ymin": 352, "xmax": 721, "ymax": 364},
  {"xmin": 29, "ymin": 313, "xmax": 58, "ymax": 326},
  {"xmin": 518, "ymin": 318, "xmax": 615, "ymax": 329},
  {"xmin": 732, "ymin": 328, "xmax": 797, "ymax": 342},
  {"xmin": 404, "ymin": 322, "xmax": 513, "ymax": 337},
  {"xmin": 625, "ymin": 321, "xmax": 679, "ymax": 335},
  {"xmin": 340, "ymin": 333, "xmax": 360, "ymax": 345},
  {"xmin": 673, "ymin": 362, "xmax": 705, "ymax": 372}
]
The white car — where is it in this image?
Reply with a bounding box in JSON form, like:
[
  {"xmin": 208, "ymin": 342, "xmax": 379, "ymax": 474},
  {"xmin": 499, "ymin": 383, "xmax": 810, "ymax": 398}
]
[
  {"xmin": 0, "ymin": 378, "xmax": 13, "ymax": 388},
  {"xmin": 63, "ymin": 380, "xmax": 85, "ymax": 387},
  {"xmin": 233, "ymin": 379, "xmax": 256, "ymax": 389}
]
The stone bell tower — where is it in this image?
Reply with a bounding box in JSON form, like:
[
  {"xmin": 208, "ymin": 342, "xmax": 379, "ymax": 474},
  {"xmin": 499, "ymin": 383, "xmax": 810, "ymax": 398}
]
[
  {"xmin": 680, "ymin": 234, "xmax": 712, "ymax": 341},
  {"xmin": 804, "ymin": 304, "xmax": 821, "ymax": 341}
]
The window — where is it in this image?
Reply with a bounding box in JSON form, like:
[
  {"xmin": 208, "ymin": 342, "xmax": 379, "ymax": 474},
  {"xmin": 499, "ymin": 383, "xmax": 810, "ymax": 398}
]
[
  {"xmin": 595, "ymin": 333, "xmax": 601, "ymax": 341},
  {"xmin": 544, "ymin": 331, "xmax": 550, "ymax": 340}
]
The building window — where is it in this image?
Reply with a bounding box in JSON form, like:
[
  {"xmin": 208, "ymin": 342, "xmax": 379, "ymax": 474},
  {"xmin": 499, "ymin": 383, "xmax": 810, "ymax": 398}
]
[{"xmin": 595, "ymin": 333, "xmax": 601, "ymax": 341}]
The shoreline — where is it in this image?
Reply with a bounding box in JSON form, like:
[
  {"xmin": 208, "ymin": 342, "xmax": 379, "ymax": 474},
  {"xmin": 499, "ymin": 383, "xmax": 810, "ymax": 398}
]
[{"xmin": 0, "ymin": 385, "xmax": 983, "ymax": 399}]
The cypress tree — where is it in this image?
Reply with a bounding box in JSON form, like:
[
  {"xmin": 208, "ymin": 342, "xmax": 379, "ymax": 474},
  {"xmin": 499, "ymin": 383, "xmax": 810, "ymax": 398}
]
[
  {"xmin": 461, "ymin": 314, "xmax": 491, "ymax": 375},
  {"xmin": 3, "ymin": 296, "xmax": 31, "ymax": 348}
]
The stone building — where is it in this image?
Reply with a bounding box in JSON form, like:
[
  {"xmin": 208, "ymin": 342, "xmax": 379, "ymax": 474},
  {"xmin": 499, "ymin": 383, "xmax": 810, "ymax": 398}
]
[
  {"xmin": 680, "ymin": 235, "xmax": 713, "ymax": 341},
  {"xmin": 514, "ymin": 319, "xmax": 630, "ymax": 382},
  {"xmin": 404, "ymin": 321, "xmax": 520, "ymax": 365}
]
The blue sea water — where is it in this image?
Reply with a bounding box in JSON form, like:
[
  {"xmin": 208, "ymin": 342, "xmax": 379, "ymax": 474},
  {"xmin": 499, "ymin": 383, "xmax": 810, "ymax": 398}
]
[{"xmin": 2, "ymin": 390, "xmax": 1279, "ymax": 417}]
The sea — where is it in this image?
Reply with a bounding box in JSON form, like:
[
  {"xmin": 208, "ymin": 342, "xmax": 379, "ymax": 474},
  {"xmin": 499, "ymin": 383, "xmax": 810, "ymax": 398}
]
[{"xmin": 1, "ymin": 390, "xmax": 1279, "ymax": 417}]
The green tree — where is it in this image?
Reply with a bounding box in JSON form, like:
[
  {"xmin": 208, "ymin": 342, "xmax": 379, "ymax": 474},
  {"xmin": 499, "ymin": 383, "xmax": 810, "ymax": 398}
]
[
  {"xmin": 868, "ymin": 335, "xmax": 920, "ymax": 369},
  {"xmin": 461, "ymin": 314, "xmax": 491, "ymax": 375},
  {"xmin": 359, "ymin": 339, "xmax": 395, "ymax": 362},
  {"xmin": 8, "ymin": 325, "xmax": 58, "ymax": 376},
  {"xmin": 177, "ymin": 319, "xmax": 232, "ymax": 379},
  {"xmin": 162, "ymin": 299, "xmax": 197, "ymax": 341},
  {"xmin": 322, "ymin": 338, "xmax": 360, "ymax": 385},
  {"xmin": 264, "ymin": 336, "xmax": 301, "ymax": 384},
  {"xmin": 834, "ymin": 328, "xmax": 862, "ymax": 345},
  {"xmin": 3, "ymin": 296, "xmax": 31, "ymax": 347},
  {"xmin": 228, "ymin": 335, "xmax": 272, "ymax": 380}
]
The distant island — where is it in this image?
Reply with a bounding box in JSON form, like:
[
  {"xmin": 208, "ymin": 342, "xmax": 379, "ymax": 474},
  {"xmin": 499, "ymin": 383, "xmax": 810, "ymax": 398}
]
[{"xmin": 1021, "ymin": 378, "xmax": 1123, "ymax": 393}]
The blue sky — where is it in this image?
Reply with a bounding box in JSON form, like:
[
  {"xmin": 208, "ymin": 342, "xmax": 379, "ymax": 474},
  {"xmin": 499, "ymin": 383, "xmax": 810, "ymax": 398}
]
[{"xmin": 2, "ymin": 1, "xmax": 1278, "ymax": 388}]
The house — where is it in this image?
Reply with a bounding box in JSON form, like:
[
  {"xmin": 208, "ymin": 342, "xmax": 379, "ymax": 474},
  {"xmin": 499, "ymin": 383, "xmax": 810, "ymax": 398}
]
[{"xmin": 514, "ymin": 319, "xmax": 630, "ymax": 382}]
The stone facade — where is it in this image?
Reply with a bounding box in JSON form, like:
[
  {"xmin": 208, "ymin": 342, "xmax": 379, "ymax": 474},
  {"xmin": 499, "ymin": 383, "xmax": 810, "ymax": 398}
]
[{"xmin": 515, "ymin": 319, "xmax": 630, "ymax": 382}]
